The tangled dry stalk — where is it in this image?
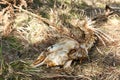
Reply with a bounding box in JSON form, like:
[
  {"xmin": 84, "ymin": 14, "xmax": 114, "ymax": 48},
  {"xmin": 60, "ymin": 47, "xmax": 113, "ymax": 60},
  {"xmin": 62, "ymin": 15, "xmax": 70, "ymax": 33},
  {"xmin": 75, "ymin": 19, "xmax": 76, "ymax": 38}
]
[{"xmin": 0, "ymin": 0, "xmax": 120, "ymax": 80}]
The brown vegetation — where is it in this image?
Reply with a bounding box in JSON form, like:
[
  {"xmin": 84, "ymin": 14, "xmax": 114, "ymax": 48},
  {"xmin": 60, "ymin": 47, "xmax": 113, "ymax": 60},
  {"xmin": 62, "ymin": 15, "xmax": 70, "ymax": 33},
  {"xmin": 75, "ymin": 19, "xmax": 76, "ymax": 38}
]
[{"xmin": 0, "ymin": 0, "xmax": 120, "ymax": 80}]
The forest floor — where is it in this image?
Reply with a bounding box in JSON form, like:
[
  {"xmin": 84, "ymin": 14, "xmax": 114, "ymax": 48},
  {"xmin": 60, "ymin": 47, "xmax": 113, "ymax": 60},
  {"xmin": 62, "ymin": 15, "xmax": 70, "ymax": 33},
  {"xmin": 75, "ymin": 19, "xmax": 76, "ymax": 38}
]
[{"xmin": 0, "ymin": 0, "xmax": 120, "ymax": 80}]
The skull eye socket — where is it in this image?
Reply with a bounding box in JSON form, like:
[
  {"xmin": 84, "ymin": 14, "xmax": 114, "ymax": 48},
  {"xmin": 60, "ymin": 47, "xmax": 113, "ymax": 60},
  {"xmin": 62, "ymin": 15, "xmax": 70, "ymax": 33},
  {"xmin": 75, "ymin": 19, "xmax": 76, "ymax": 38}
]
[{"xmin": 69, "ymin": 49, "xmax": 77, "ymax": 54}]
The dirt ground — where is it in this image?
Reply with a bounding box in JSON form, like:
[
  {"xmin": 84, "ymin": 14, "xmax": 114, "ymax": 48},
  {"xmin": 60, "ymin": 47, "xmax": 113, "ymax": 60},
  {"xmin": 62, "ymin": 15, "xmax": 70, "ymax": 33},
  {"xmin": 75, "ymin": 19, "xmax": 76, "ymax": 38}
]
[{"xmin": 1, "ymin": 0, "xmax": 120, "ymax": 80}]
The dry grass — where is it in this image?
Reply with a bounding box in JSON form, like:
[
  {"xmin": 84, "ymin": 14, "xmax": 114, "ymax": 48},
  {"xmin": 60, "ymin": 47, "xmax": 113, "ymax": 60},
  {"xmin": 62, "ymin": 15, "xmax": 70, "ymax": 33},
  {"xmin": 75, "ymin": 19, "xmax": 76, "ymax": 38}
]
[{"xmin": 0, "ymin": 0, "xmax": 120, "ymax": 80}]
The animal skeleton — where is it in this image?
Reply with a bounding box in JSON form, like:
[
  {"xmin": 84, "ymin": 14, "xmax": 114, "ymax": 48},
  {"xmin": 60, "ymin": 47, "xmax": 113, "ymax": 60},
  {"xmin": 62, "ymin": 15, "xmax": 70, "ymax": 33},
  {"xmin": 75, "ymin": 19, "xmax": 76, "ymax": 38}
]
[{"xmin": 31, "ymin": 17, "xmax": 113, "ymax": 68}]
